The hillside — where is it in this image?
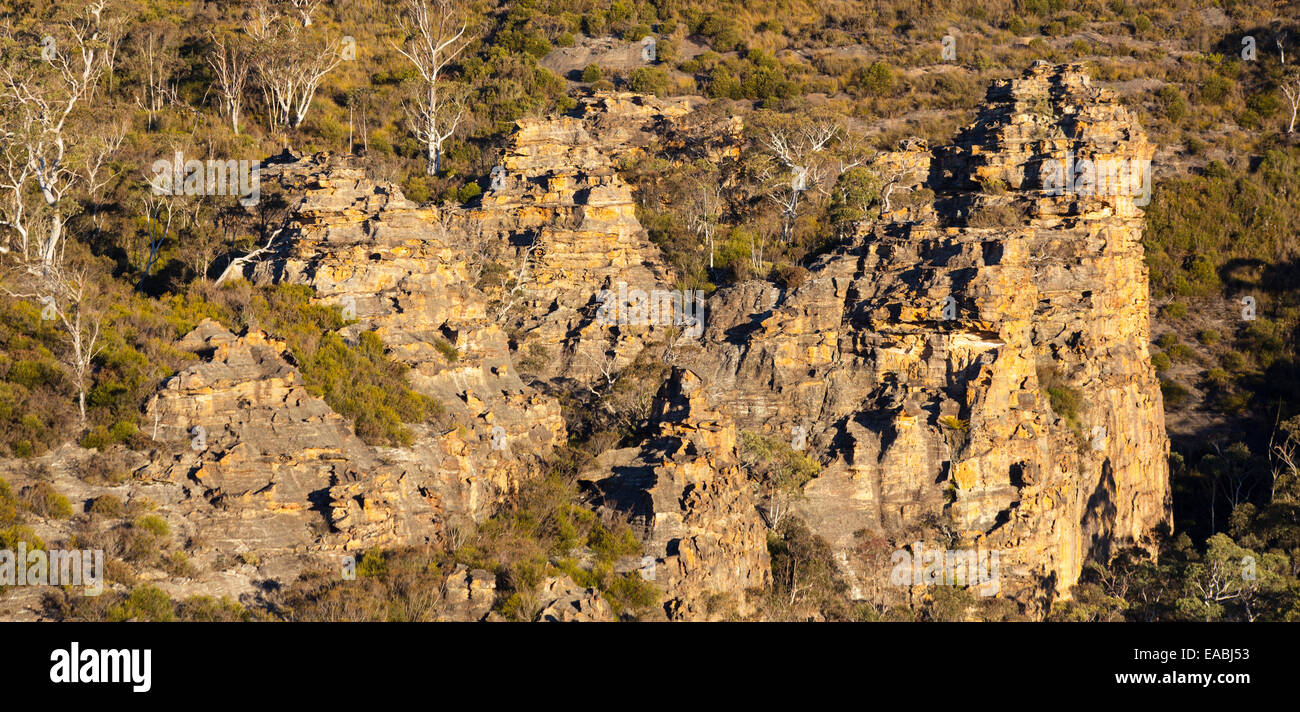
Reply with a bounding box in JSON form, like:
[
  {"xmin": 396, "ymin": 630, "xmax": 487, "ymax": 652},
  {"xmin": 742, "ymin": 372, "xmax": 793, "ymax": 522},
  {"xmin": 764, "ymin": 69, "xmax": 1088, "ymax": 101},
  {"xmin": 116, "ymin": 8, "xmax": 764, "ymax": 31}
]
[{"xmin": 1, "ymin": 0, "xmax": 1298, "ymax": 623}]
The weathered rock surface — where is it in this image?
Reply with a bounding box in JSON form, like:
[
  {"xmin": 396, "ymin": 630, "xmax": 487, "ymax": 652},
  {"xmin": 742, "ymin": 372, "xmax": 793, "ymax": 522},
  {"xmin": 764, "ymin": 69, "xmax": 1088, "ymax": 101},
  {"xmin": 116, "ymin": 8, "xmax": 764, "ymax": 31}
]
[
  {"xmin": 534, "ymin": 575, "xmax": 614, "ymax": 622},
  {"xmin": 1, "ymin": 67, "xmax": 1170, "ymax": 621},
  {"xmin": 144, "ymin": 319, "xmax": 500, "ymax": 552},
  {"xmin": 441, "ymin": 564, "xmax": 498, "ymax": 621},
  {"xmin": 72, "ymin": 316, "xmax": 550, "ymax": 603},
  {"xmin": 656, "ymin": 63, "xmax": 1170, "ymax": 612},
  {"xmin": 581, "ymin": 370, "xmax": 771, "ymax": 620},
  {"xmin": 462, "ymin": 92, "xmax": 721, "ymax": 386},
  {"xmin": 248, "ymin": 156, "xmax": 568, "ymax": 536}
]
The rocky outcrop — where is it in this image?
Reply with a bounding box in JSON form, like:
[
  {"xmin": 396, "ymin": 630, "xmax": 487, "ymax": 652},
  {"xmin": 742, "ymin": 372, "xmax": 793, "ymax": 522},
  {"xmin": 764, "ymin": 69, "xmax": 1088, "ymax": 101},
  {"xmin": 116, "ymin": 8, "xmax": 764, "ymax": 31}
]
[
  {"xmin": 441, "ymin": 564, "xmax": 497, "ymax": 621},
  {"xmin": 96, "ymin": 94, "xmax": 709, "ymax": 609},
  {"xmin": 246, "ymin": 156, "xmax": 567, "ymax": 533},
  {"xmin": 141, "ymin": 318, "xmax": 546, "ymax": 571},
  {"xmin": 462, "ymin": 92, "xmax": 722, "ymax": 386},
  {"xmin": 657, "ymin": 63, "xmax": 1170, "ymax": 612},
  {"xmin": 71, "ymin": 313, "xmax": 558, "ymax": 603},
  {"xmin": 143, "ymin": 321, "xmax": 374, "ymax": 556},
  {"xmin": 581, "ymin": 370, "xmax": 771, "ymax": 620},
  {"xmin": 2, "ymin": 67, "xmax": 1169, "ymax": 621},
  {"xmin": 534, "ymin": 575, "xmax": 614, "ymax": 622}
]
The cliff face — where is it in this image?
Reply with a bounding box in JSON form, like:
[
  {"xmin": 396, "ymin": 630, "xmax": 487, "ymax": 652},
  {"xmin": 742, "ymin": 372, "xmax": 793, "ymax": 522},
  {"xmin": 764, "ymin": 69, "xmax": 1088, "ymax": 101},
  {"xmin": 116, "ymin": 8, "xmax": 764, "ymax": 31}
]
[
  {"xmin": 141, "ymin": 319, "xmax": 477, "ymax": 553},
  {"xmin": 460, "ymin": 93, "xmax": 692, "ymax": 387},
  {"xmin": 580, "ymin": 370, "xmax": 772, "ymax": 620},
  {"xmin": 655, "ymin": 62, "xmax": 1170, "ymax": 610},
  {"xmin": 244, "ymin": 153, "xmax": 568, "ymax": 540},
  {"xmin": 0, "ymin": 67, "xmax": 1168, "ymax": 619}
]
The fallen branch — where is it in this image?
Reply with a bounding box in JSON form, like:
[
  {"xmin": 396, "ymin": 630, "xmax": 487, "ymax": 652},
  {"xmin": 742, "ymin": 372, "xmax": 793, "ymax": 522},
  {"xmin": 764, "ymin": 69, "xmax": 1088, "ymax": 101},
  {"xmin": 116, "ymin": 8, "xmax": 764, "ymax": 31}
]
[{"xmin": 214, "ymin": 227, "xmax": 283, "ymax": 286}]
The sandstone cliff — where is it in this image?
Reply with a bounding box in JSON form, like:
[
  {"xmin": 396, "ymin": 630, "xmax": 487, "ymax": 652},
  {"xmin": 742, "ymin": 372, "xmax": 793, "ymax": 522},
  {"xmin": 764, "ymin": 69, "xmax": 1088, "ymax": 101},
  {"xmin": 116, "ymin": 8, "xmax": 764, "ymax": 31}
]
[
  {"xmin": 649, "ymin": 62, "xmax": 1170, "ymax": 611},
  {"xmin": 581, "ymin": 370, "xmax": 771, "ymax": 620},
  {"xmin": 0, "ymin": 67, "xmax": 1170, "ymax": 620},
  {"xmin": 461, "ymin": 93, "xmax": 692, "ymax": 387}
]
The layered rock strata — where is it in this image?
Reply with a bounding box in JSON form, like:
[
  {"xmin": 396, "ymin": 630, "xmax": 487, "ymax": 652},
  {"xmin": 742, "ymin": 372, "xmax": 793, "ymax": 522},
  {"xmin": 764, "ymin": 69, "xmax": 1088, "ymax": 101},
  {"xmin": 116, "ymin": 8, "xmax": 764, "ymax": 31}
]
[
  {"xmin": 654, "ymin": 62, "xmax": 1170, "ymax": 611},
  {"xmin": 581, "ymin": 370, "xmax": 771, "ymax": 620}
]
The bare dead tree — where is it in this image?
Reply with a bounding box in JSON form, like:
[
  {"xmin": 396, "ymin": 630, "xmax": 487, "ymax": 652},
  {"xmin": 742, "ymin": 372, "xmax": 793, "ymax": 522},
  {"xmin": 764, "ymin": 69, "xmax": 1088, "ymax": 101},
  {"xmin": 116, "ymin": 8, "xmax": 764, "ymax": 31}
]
[
  {"xmin": 287, "ymin": 0, "xmax": 323, "ymax": 27},
  {"xmin": 81, "ymin": 120, "xmax": 126, "ymax": 237},
  {"xmin": 215, "ymin": 226, "xmax": 285, "ymax": 286},
  {"xmin": 760, "ymin": 124, "xmax": 839, "ymax": 243},
  {"xmin": 140, "ymin": 192, "xmax": 178, "ymax": 277},
  {"xmin": 582, "ymin": 348, "xmax": 620, "ymax": 399},
  {"xmin": 494, "ymin": 237, "xmax": 538, "ymax": 321},
  {"xmin": 1281, "ymin": 70, "xmax": 1299, "ymax": 134},
  {"xmin": 1268, "ymin": 414, "xmax": 1300, "ymax": 503},
  {"xmin": 245, "ymin": 1, "xmax": 280, "ymax": 42},
  {"xmin": 686, "ymin": 177, "xmax": 724, "ymax": 270},
  {"xmin": 0, "ymin": 7, "xmax": 107, "ymax": 267},
  {"xmin": 98, "ymin": 10, "xmax": 127, "ymax": 95},
  {"xmin": 391, "ymin": 0, "xmax": 472, "ymax": 175},
  {"xmin": 207, "ymin": 30, "xmax": 253, "ymax": 135},
  {"xmin": 876, "ymin": 164, "xmax": 910, "ymax": 215},
  {"xmin": 346, "ymin": 87, "xmax": 375, "ymax": 154},
  {"xmin": 131, "ymin": 28, "xmax": 181, "ymax": 132},
  {"xmin": 0, "ymin": 10, "xmax": 118, "ymax": 426},
  {"xmin": 178, "ymin": 197, "xmax": 226, "ymax": 280},
  {"xmin": 48, "ymin": 270, "xmax": 103, "ymax": 425},
  {"xmin": 0, "ymin": 262, "xmax": 105, "ymax": 425},
  {"xmin": 253, "ymin": 19, "xmax": 343, "ymax": 130}
]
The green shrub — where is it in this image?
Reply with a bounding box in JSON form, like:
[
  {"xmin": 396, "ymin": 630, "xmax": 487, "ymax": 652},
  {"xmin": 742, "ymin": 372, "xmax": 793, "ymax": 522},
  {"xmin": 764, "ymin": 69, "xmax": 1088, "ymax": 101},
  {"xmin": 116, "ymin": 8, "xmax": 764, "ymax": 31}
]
[
  {"xmin": 1161, "ymin": 379, "xmax": 1190, "ymax": 407},
  {"xmin": 622, "ymin": 24, "xmax": 652, "ymax": 42},
  {"xmin": 1203, "ymin": 368, "xmax": 1231, "ymax": 388},
  {"xmin": 166, "ymin": 551, "xmax": 197, "ymax": 577},
  {"xmin": 0, "ymin": 525, "xmax": 44, "ymax": 551},
  {"xmin": 79, "ymin": 427, "xmax": 111, "ymax": 450},
  {"xmin": 89, "ymin": 494, "xmax": 126, "ymax": 518},
  {"xmin": 109, "ymin": 421, "xmax": 137, "ymax": 443},
  {"xmin": 22, "ymin": 482, "xmax": 73, "ymax": 519},
  {"xmin": 177, "ymin": 596, "xmax": 249, "ymax": 622},
  {"xmin": 0, "ymin": 477, "xmax": 19, "ymax": 527},
  {"xmin": 580, "ymin": 64, "xmax": 602, "ymax": 82},
  {"xmin": 432, "ymin": 338, "xmax": 459, "ymax": 363},
  {"xmin": 134, "ymin": 514, "xmax": 170, "ymax": 538},
  {"xmin": 244, "ymin": 285, "xmax": 439, "ymax": 446},
  {"xmin": 403, "ymin": 175, "xmax": 431, "ymax": 203},
  {"xmin": 356, "ymin": 549, "xmax": 388, "ymax": 577},
  {"xmin": 1156, "ymin": 85, "xmax": 1189, "ymax": 122},
  {"xmin": 938, "ymin": 415, "xmax": 970, "ymax": 431},
  {"xmin": 457, "ymin": 182, "xmax": 482, "ymax": 204},
  {"xmin": 1166, "ymin": 343, "xmax": 1195, "ymax": 362},
  {"xmin": 627, "ymin": 66, "xmax": 671, "ymax": 96},
  {"xmin": 739, "ymin": 431, "xmax": 821, "ymax": 495},
  {"xmin": 767, "ymin": 518, "xmax": 847, "ymax": 616},
  {"xmin": 1040, "ymin": 365, "xmax": 1081, "ymax": 425},
  {"xmin": 1159, "ymin": 302, "xmax": 1187, "ymax": 319},
  {"xmin": 602, "ymin": 574, "xmax": 660, "ymax": 616},
  {"xmin": 850, "ymin": 61, "xmax": 895, "ymax": 97},
  {"xmin": 1047, "ymin": 386, "xmax": 1080, "ymax": 420},
  {"xmin": 1220, "ymin": 351, "xmax": 1247, "ymax": 372},
  {"xmin": 107, "ymin": 586, "xmax": 176, "ymax": 622}
]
